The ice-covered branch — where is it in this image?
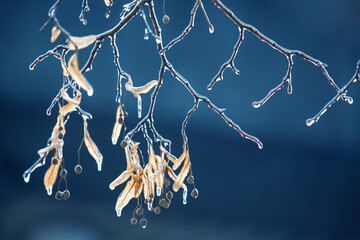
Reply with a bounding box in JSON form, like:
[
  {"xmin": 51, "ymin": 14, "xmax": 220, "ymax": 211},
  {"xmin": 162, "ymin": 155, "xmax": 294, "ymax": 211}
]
[
  {"xmin": 306, "ymin": 60, "xmax": 360, "ymax": 126},
  {"xmin": 24, "ymin": 0, "xmax": 358, "ymax": 227},
  {"xmin": 212, "ymin": 0, "xmax": 353, "ymax": 108}
]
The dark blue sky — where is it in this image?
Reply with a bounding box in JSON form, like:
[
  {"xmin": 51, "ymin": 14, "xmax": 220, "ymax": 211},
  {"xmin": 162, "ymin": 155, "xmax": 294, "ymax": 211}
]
[{"xmin": 0, "ymin": 1, "xmax": 359, "ymax": 240}]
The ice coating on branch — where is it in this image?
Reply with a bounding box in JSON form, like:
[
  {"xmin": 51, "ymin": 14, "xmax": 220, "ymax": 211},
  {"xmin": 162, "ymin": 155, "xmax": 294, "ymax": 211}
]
[
  {"xmin": 144, "ymin": 29, "xmax": 149, "ymax": 40},
  {"xmin": 138, "ymin": 96, "xmax": 142, "ymax": 118}
]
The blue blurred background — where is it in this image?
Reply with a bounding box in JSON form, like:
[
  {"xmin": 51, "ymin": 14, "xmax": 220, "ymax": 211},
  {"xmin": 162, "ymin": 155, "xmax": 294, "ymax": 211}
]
[{"xmin": 0, "ymin": 0, "xmax": 359, "ymax": 239}]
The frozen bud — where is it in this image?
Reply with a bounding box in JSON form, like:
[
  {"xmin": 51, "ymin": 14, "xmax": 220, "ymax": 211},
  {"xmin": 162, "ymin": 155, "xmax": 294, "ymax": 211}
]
[
  {"xmin": 60, "ymin": 169, "xmax": 67, "ymax": 178},
  {"xmin": 187, "ymin": 175, "xmax": 194, "ymax": 184},
  {"xmin": 62, "ymin": 190, "xmax": 70, "ymax": 200},
  {"xmin": 118, "ymin": 117, "xmax": 124, "ymax": 124},
  {"xmin": 131, "ymin": 217, "xmax": 137, "ymax": 225},
  {"xmin": 140, "ymin": 218, "xmax": 147, "ymax": 228},
  {"xmin": 154, "ymin": 206, "xmax": 161, "ymax": 215},
  {"xmin": 191, "ymin": 188, "xmax": 199, "ymax": 198},
  {"xmin": 55, "ymin": 191, "xmax": 63, "ymax": 200},
  {"xmin": 136, "ymin": 207, "xmax": 143, "ymax": 216},
  {"xmin": 52, "ymin": 157, "xmax": 59, "ymax": 166},
  {"xmin": 120, "ymin": 140, "xmax": 128, "ymax": 148},
  {"xmin": 162, "ymin": 15, "xmax": 170, "ymax": 24},
  {"xmin": 74, "ymin": 164, "xmax": 82, "ymax": 174},
  {"xmin": 59, "ymin": 126, "xmax": 63, "ymax": 131}
]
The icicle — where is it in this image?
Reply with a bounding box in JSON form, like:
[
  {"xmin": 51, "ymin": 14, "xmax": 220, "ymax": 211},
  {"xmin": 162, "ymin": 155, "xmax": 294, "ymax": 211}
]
[
  {"xmin": 97, "ymin": 160, "xmax": 102, "ymax": 171},
  {"xmin": 23, "ymin": 172, "xmax": 31, "ymax": 183},
  {"xmin": 183, "ymin": 187, "xmax": 188, "ymax": 205},
  {"xmin": 117, "ymin": 209, "xmax": 122, "ymax": 217},
  {"xmin": 47, "ymin": 186, "xmax": 53, "ymax": 196},
  {"xmin": 156, "ymin": 187, "xmax": 161, "ymax": 196},
  {"xmin": 137, "ymin": 96, "xmax": 142, "ymax": 118},
  {"xmin": 147, "ymin": 202, "xmax": 152, "ymax": 211}
]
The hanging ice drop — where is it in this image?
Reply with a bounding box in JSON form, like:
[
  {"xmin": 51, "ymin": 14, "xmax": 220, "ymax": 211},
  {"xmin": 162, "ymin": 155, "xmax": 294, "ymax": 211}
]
[{"xmin": 137, "ymin": 97, "xmax": 142, "ymax": 118}]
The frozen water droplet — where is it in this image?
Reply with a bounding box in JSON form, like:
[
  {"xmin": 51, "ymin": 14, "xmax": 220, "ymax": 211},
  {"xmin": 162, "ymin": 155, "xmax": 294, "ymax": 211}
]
[
  {"xmin": 306, "ymin": 119, "xmax": 315, "ymax": 127},
  {"xmin": 183, "ymin": 187, "xmax": 188, "ymax": 205},
  {"xmin": 209, "ymin": 26, "xmax": 214, "ymax": 34},
  {"xmin": 105, "ymin": 13, "xmax": 110, "ymax": 19},
  {"xmin": 117, "ymin": 209, "xmax": 122, "ymax": 217},
  {"xmin": 252, "ymin": 102, "xmax": 261, "ymax": 108},
  {"xmin": 29, "ymin": 65, "xmax": 34, "ymax": 71},
  {"xmin": 137, "ymin": 97, "xmax": 142, "ymax": 118},
  {"xmin": 88, "ymin": 88, "xmax": 94, "ymax": 96},
  {"xmin": 156, "ymin": 188, "xmax": 161, "ymax": 196},
  {"xmin": 147, "ymin": 202, "xmax": 152, "ymax": 211},
  {"xmin": 346, "ymin": 97, "xmax": 353, "ymax": 104},
  {"xmin": 23, "ymin": 172, "xmax": 30, "ymax": 183},
  {"xmin": 97, "ymin": 160, "xmax": 102, "ymax": 171},
  {"xmin": 47, "ymin": 187, "xmax": 53, "ymax": 196},
  {"xmin": 155, "ymin": 38, "xmax": 161, "ymax": 44}
]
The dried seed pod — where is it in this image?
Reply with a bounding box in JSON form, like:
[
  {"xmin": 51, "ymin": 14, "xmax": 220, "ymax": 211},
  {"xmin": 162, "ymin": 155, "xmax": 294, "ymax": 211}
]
[
  {"xmin": 162, "ymin": 15, "xmax": 170, "ymax": 24},
  {"xmin": 163, "ymin": 200, "xmax": 170, "ymax": 209},
  {"xmin": 191, "ymin": 188, "xmax": 199, "ymax": 198},
  {"xmin": 55, "ymin": 191, "xmax": 63, "ymax": 200},
  {"xmin": 62, "ymin": 190, "xmax": 70, "ymax": 200},
  {"xmin": 164, "ymin": 178, "xmax": 170, "ymax": 187},
  {"xmin": 166, "ymin": 191, "xmax": 173, "ymax": 200},
  {"xmin": 187, "ymin": 175, "xmax": 194, "ymax": 184},
  {"xmin": 139, "ymin": 218, "xmax": 147, "ymax": 228},
  {"xmin": 136, "ymin": 207, "xmax": 143, "ymax": 216},
  {"xmin": 74, "ymin": 164, "xmax": 82, "ymax": 174},
  {"xmin": 154, "ymin": 206, "xmax": 161, "ymax": 215},
  {"xmin": 58, "ymin": 132, "xmax": 64, "ymax": 140},
  {"xmin": 159, "ymin": 198, "xmax": 166, "ymax": 207},
  {"xmin": 120, "ymin": 140, "xmax": 128, "ymax": 149},
  {"xmin": 130, "ymin": 217, "xmax": 137, "ymax": 225},
  {"xmin": 51, "ymin": 157, "xmax": 59, "ymax": 166},
  {"xmin": 59, "ymin": 169, "xmax": 67, "ymax": 178}
]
